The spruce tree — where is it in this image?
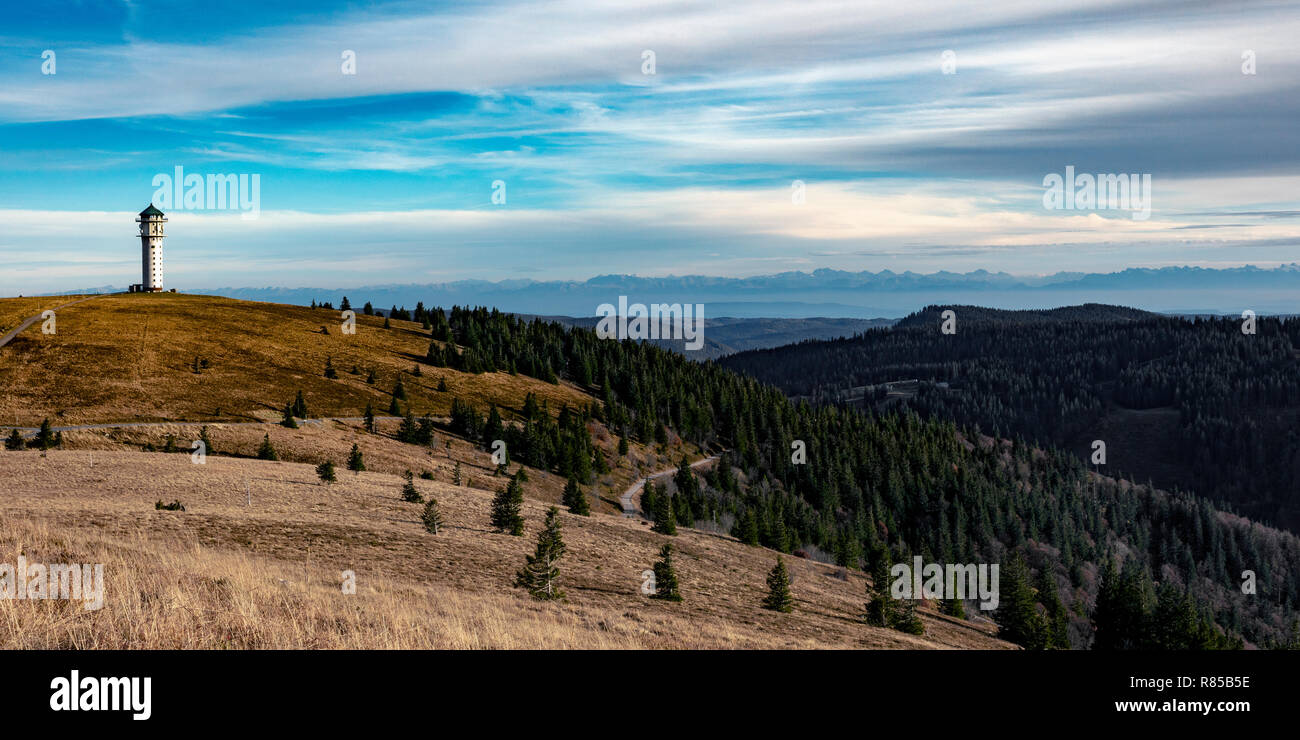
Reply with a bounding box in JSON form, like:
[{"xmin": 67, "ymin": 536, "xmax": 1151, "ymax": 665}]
[
  {"xmin": 940, "ymin": 595, "xmax": 967, "ymax": 619},
  {"xmin": 491, "ymin": 471, "xmax": 525, "ymax": 535},
  {"xmin": 617, "ymin": 436, "xmax": 629, "ymax": 456},
  {"xmin": 400, "ymin": 471, "xmax": 423, "ymax": 503},
  {"xmin": 5, "ymin": 428, "xmax": 24, "ymax": 450},
  {"xmin": 865, "ymin": 545, "xmax": 897, "ymax": 628},
  {"xmin": 650, "ymin": 544, "xmax": 683, "ymax": 602},
  {"xmin": 280, "ymin": 403, "xmax": 298, "ymax": 428},
  {"xmin": 347, "ymin": 443, "xmax": 365, "ymax": 472},
  {"xmin": 36, "ymin": 418, "xmax": 56, "ymax": 450},
  {"xmin": 199, "ymin": 425, "xmax": 215, "ymax": 455},
  {"xmin": 421, "ymin": 497, "xmax": 444, "ymax": 534},
  {"xmin": 363, "ymin": 403, "xmax": 375, "ymax": 433},
  {"xmin": 324, "ymin": 355, "xmax": 338, "ymax": 379},
  {"xmin": 453, "ymin": 462, "xmax": 463, "ymax": 486},
  {"xmin": 366, "ymin": 369, "xmax": 376, "ymax": 385},
  {"xmin": 257, "ymin": 434, "xmax": 278, "ymax": 461},
  {"xmin": 650, "ymin": 481, "xmax": 677, "ymax": 535},
  {"xmin": 763, "ymin": 557, "xmax": 794, "ymax": 612},
  {"xmin": 1038, "ymin": 568, "xmax": 1071, "ymax": 649},
  {"xmin": 393, "ymin": 378, "xmax": 406, "ymax": 401},
  {"xmin": 895, "ymin": 599, "xmax": 925, "ymax": 635},
  {"xmin": 835, "ymin": 533, "xmax": 861, "ymax": 569},
  {"xmin": 515, "ymin": 507, "xmax": 566, "ymax": 600},
  {"xmin": 388, "ymin": 397, "xmax": 400, "ymax": 416},
  {"xmin": 737, "ymin": 508, "xmax": 760, "ymax": 546},
  {"xmin": 562, "ymin": 476, "xmax": 590, "ymax": 515},
  {"xmin": 316, "ymin": 460, "xmax": 337, "ymax": 483},
  {"xmin": 292, "ymin": 391, "xmax": 309, "ymax": 418},
  {"xmin": 994, "ymin": 553, "xmax": 1047, "ymax": 649}
]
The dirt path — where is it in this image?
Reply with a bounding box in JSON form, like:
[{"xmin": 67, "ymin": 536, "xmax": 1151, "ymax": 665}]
[
  {"xmin": 0, "ymin": 294, "xmax": 107, "ymax": 349},
  {"xmin": 619, "ymin": 454, "xmax": 720, "ymax": 518}
]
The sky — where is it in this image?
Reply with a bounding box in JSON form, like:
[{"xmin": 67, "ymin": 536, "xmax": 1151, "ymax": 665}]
[{"xmin": 1, "ymin": 0, "xmax": 1298, "ymax": 295}]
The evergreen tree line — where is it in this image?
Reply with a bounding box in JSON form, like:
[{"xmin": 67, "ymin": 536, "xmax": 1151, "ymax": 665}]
[
  {"xmin": 720, "ymin": 310, "xmax": 1300, "ymax": 531},
  {"xmin": 352, "ymin": 301, "xmax": 1300, "ymax": 647}
]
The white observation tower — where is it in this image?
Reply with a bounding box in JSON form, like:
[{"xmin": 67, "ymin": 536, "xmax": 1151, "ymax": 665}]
[{"xmin": 135, "ymin": 204, "xmax": 166, "ymax": 292}]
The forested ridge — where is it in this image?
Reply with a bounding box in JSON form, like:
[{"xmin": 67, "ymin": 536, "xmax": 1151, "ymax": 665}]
[
  {"xmin": 392, "ymin": 302, "xmax": 1299, "ymax": 648},
  {"xmin": 721, "ymin": 305, "xmax": 1300, "ymax": 532}
]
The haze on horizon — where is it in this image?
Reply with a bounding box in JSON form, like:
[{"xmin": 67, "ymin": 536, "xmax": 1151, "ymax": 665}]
[{"xmin": 2, "ymin": 0, "xmax": 1299, "ymax": 297}]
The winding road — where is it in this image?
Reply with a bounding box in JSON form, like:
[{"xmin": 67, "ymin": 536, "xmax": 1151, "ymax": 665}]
[{"xmin": 619, "ymin": 454, "xmax": 720, "ymax": 518}]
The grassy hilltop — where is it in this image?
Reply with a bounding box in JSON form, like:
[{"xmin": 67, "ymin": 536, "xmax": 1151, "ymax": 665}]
[{"xmin": 0, "ymin": 292, "xmax": 1007, "ymax": 649}]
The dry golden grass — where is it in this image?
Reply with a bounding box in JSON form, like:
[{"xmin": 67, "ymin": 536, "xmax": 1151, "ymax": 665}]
[
  {"xmin": 0, "ymin": 292, "xmax": 1011, "ymax": 649},
  {"xmin": 0, "ymin": 292, "xmax": 592, "ymax": 427},
  {"xmin": 0, "ymin": 449, "xmax": 1010, "ymax": 649}
]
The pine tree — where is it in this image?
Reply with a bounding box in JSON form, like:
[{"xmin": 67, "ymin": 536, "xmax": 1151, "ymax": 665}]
[
  {"xmin": 994, "ymin": 552, "xmax": 1047, "ymax": 649},
  {"xmin": 280, "ymin": 403, "xmax": 298, "ymax": 428},
  {"xmin": 865, "ymin": 545, "xmax": 897, "ymax": 627},
  {"xmin": 453, "ymin": 462, "xmax": 463, "ymax": 486},
  {"xmin": 198, "ymin": 426, "xmax": 215, "ymax": 456},
  {"xmin": 5, "ymin": 428, "xmax": 24, "ymax": 450},
  {"xmin": 35, "ymin": 418, "xmax": 56, "ymax": 450},
  {"xmin": 316, "ymin": 460, "xmax": 336, "ymax": 483},
  {"xmin": 324, "ymin": 355, "xmax": 338, "ymax": 379},
  {"xmin": 1093, "ymin": 558, "xmax": 1149, "ymax": 650},
  {"xmin": 835, "ymin": 533, "xmax": 861, "ymax": 569},
  {"xmin": 437, "ymin": 377, "xmax": 448, "ymax": 392},
  {"xmin": 650, "ymin": 481, "xmax": 676, "ymax": 535},
  {"xmin": 736, "ymin": 508, "xmax": 760, "ymax": 546},
  {"xmin": 763, "ymin": 557, "xmax": 794, "ymax": 612},
  {"xmin": 1038, "ymin": 568, "xmax": 1071, "ymax": 649},
  {"xmin": 650, "ymin": 544, "xmax": 683, "ymax": 601},
  {"xmin": 347, "ymin": 443, "xmax": 365, "ymax": 472},
  {"xmin": 895, "ymin": 599, "xmax": 925, "ymax": 635},
  {"xmin": 366, "ymin": 369, "xmax": 376, "ymax": 385},
  {"xmin": 292, "ymin": 391, "xmax": 309, "ymax": 418},
  {"xmin": 398, "ymin": 410, "xmax": 418, "ymax": 443},
  {"xmin": 617, "ymin": 436, "xmax": 629, "ymax": 456},
  {"xmin": 388, "ymin": 397, "xmax": 400, "ymax": 416},
  {"xmin": 257, "ymin": 434, "xmax": 278, "ymax": 461},
  {"xmin": 400, "ymin": 471, "xmax": 423, "ymax": 503},
  {"xmin": 562, "ymin": 476, "xmax": 590, "ymax": 515},
  {"xmin": 421, "ymin": 497, "xmax": 444, "ymax": 534},
  {"xmin": 363, "ymin": 403, "xmax": 375, "ymax": 433},
  {"xmin": 393, "ymin": 378, "xmax": 406, "ymax": 401},
  {"xmin": 515, "ymin": 507, "xmax": 566, "ymax": 600},
  {"xmin": 940, "ymin": 595, "xmax": 967, "ymax": 619},
  {"xmin": 491, "ymin": 472, "xmax": 525, "ymax": 535}
]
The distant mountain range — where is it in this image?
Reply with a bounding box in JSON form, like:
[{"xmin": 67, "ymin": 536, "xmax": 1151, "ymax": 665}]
[
  {"xmin": 531, "ymin": 315, "xmax": 895, "ymax": 360},
  {"xmin": 892, "ymin": 303, "xmax": 1162, "ymax": 328},
  {"xmin": 47, "ymin": 263, "xmax": 1300, "ymax": 318}
]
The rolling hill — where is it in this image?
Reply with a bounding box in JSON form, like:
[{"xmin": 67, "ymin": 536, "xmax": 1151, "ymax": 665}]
[{"xmin": 0, "ymin": 292, "xmax": 1007, "ymax": 649}]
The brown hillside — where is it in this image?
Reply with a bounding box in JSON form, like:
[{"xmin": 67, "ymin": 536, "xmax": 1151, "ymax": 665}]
[{"xmin": 0, "ymin": 449, "xmax": 1009, "ymax": 649}]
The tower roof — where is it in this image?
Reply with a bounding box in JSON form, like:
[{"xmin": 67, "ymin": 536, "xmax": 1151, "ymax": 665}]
[{"xmin": 139, "ymin": 204, "xmax": 165, "ymax": 217}]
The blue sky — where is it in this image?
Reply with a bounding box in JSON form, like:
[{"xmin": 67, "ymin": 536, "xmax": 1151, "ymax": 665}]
[{"xmin": 1, "ymin": 0, "xmax": 1298, "ymax": 295}]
